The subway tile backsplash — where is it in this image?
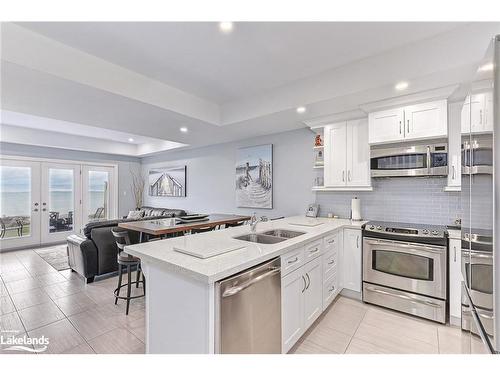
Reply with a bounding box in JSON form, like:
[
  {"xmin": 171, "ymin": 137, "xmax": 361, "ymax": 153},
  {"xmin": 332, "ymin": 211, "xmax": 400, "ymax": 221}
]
[{"xmin": 314, "ymin": 177, "xmax": 461, "ymax": 226}]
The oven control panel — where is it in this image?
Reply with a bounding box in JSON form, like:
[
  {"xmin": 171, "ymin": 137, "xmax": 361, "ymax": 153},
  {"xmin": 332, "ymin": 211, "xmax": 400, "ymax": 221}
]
[{"xmin": 364, "ymin": 221, "xmax": 446, "ymax": 239}]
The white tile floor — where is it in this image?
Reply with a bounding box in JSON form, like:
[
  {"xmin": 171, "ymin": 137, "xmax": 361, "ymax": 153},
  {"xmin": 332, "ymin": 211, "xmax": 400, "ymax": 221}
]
[{"xmin": 2, "ymin": 245, "xmax": 471, "ymax": 354}]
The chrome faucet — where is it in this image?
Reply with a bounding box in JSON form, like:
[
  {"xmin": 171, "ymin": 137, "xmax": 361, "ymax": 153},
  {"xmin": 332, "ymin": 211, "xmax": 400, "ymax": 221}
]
[{"xmin": 250, "ymin": 213, "xmax": 268, "ymax": 232}]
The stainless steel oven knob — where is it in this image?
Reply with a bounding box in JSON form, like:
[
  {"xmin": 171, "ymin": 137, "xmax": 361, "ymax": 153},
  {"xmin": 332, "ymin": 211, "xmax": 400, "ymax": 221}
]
[
  {"xmin": 376, "ymin": 226, "xmax": 382, "ymax": 230},
  {"xmin": 431, "ymin": 230, "xmax": 439, "ymax": 236},
  {"xmin": 422, "ymin": 229, "xmax": 429, "ymax": 235},
  {"xmin": 369, "ymin": 225, "xmax": 375, "ymax": 230}
]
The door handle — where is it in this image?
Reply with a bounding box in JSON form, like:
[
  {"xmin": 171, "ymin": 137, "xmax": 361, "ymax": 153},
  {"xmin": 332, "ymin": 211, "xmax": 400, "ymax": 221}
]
[
  {"xmin": 399, "ymin": 121, "xmax": 402, "ymax": 134},
  {"xmin": 305, "ymin": 273, "xmax": 310, "ymax": 290},
  {"xmin": 301, "ymin": 275, "xmax": 307, "ymax": 293},
  {"xmin": 452, "ymin": 165, "xmax": 456, "ymax": 180},
  {"xmin": 356, "ymin": 235, "xmax": 359, "ymax": 248},
  {"xmin": 407, "ymin": 119, "xmax": 410, "ymax": 133},
  {"xmin": 342, "ymin": 171, "xmax": 345, "ymax": 182},
  {"xmin": 348, "ymin": 170, "xmax": 351, "ymax": 182},
  {"xmin": 222, "ymin": 267, "xmax": 280, "ymax": 297}
]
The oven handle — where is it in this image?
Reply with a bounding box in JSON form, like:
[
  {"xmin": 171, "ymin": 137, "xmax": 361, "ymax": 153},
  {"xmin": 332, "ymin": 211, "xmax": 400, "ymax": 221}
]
[
  {"xmin": 462, "ymin": 249, "xmax": 493, "ymax": 260},
  {"xmin": 365, "ymin": 285, "xmax": 443, "ymax": 308},
  {"xmin": 364, "ymin": 238, "xmax": 445, "ymax": 254}
]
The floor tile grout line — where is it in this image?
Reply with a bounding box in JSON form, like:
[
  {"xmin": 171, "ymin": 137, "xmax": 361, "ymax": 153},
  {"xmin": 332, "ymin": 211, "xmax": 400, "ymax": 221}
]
[{"xmin": 342, "ymin": 303, "xmax": 368, "ymax": 354}]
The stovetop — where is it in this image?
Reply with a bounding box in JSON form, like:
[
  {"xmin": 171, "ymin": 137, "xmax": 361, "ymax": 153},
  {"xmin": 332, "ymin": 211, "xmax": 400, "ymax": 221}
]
[{"xmin": 362, "ymin": 220, "xmax": 448, "ymax": 246}]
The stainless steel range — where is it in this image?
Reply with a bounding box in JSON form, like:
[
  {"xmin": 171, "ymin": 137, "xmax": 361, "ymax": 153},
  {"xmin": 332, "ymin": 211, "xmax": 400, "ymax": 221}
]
[{"xmin": 362, "ymin": 221, "xmax": 448, "ymax": 323}]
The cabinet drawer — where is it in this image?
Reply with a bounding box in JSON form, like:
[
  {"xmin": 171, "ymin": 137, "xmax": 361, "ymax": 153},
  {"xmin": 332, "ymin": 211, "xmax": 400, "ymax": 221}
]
[
  {"xmin": 324, "ymin": 232, "xmax": 339, "ymax": 251},
  {"xmin": 281, "ymin": 248, "xmax": 305, "ymax": 277},
  {"xmin": 323, "ymin": 249, "xmax": 338, "ymax": 281},
  {"xmin": 323, "ymin": 273, "xmax": 339, "ymax": 311},
  {"xmin": 304, "ymin": 240, "xmax": 323, "ymax": 261}
]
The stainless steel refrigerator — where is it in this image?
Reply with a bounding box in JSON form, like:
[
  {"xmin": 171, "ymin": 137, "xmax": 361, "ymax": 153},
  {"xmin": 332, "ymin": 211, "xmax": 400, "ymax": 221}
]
[{"xmin": 461, "ymin": 35, "xmax": 499, "ymax": 354}]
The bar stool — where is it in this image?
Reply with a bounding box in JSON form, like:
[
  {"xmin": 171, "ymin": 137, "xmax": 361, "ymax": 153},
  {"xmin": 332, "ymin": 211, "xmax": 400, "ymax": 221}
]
[
  {"xmin": 190, "ymin": 225, "xmax": 217, "ymax": 234},
  {"xmin": 111, "ymin": 229, "xmax": 145, "ymax": 315}
]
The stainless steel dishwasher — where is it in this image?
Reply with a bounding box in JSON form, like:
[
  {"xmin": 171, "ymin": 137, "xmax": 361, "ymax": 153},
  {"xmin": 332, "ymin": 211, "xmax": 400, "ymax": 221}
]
[{"xmin": 215, "ymin": 257, "xmax": 281, "ymax": 353}]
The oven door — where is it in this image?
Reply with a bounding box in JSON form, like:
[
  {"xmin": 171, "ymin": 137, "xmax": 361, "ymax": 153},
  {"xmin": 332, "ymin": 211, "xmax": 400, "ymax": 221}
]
[
  {"xmin": 461, "ymin": 249, "xmax": 493, "ymax": 310},
  {"xmin": 370, "ymin": 144, "xmax": 448, "ymax": 177},
  {"xmin": 363, "ymin": 237, "xmax": 446, "ymax": 299}
]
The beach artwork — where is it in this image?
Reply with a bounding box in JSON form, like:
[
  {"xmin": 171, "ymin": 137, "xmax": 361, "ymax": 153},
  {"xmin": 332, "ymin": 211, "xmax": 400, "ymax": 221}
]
[
  {"xmin": 149, "ymin": 166, "xmax": 186, "ymax": 197},
  {"xmin": 235, "ymin": 144, "xmax": 273, "ymax": 209}
]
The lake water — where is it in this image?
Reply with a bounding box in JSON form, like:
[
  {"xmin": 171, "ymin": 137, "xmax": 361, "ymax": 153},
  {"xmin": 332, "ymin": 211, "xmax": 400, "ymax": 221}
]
[{"xmin": 0, "ymin": 191, "xmax": 105, "ymax": 217}]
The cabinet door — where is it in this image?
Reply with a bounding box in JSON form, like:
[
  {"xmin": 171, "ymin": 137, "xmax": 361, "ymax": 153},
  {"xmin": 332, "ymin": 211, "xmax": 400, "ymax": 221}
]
[
  {"xmin": 303, "ymin": 257, "xmax": 323, "ymax": 330},
  {"xmin": 324, "ymin": 122, "xmax": 347, "ymax": 187},
  {"xmin": 404, "ymin": 99, "xmax": 447, "ymax": 140},
  {"xmin": 343, "ymin": 229, "xmax": 362, "ymax": 293},
  {"xmin": 447, "ymin": 101, "xmax": 462, "ymax": 188},
  {"xmin": 368, "ymin": 108, "xmax": 403, "ymax": 144},
  {"xmin": 346, "ymin": 118, "xmax": 370, "ymax": 186},
  {"xmin": 449, "ymin": 238, "xmax": 462, "ymax": 321},
  {"xmin": 281, "ymin": 267, "xmax": 305, "ymax": 353}
]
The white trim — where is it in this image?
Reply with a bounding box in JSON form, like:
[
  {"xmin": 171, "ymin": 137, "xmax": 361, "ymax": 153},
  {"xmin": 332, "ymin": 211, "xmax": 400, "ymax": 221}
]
[
  {"xmin": 312, "ymin": 186, "xmax": 373, "ymax": 192},
  {"xmin": 0, "ymin": 154, "xmax": 119, "ymax": 169}
]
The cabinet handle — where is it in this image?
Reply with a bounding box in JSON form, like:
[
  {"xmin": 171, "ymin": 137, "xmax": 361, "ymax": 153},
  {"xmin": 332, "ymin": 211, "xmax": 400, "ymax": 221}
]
[
  {"xmin": 287, "ymin": 257, "xmax": 299, "ymax": 265},
  {"xmin": 452, "ymin": 165, "xmax": 456, "ymax": 180},
  {"xmin": 309, "ymin": 247, "xmax": 319, "ymax": 254},
  {"xmin": 454, "ymin": 246, "xmax": 457, "ymax": 262},
  {"xmin": 328, "ymin": 259, "xmax": 335, "ymax": 265},
  {"xmin": 305, "ymin": 273, "xmax": 311, "ymax": 290},
  {"xmin": 342, "ymin": 171, "xmax": 345, "ymax": 182},
  {"xmin": 480, "ymin": 109, "xmax": 483, "ymax": 124},
  {"xmin": 328, "ymin": 285, "xmax": 336, "ymax": 292},
  {"xmin": 407, "ymin": 119, "xmax": 410, "ymax": 133},
  {"xmin": 301, "ymin": 275, "xmax": 306, "ymax": 293},
  {"xmin": 399, "ymin": 121, "xmax": 402, "ymax": 134},
  {"xmin": 348, "ymin": 170, "xmax": 351, "ymax": 181},
  {"xmin": 327, "ymin": 239, "xmax": 335, "ymax": 244},
  {"xmin": 356, "ymin": 235, "xmax": 360, "ymax": 248}
]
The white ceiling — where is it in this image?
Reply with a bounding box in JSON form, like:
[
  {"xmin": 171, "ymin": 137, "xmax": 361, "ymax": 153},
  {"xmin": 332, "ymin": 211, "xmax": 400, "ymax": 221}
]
[
  {"xmin": 18, "ymin": 22, "xmax": 465, "ymax": 103},
  {"xmin": 2, "ymin": 21, "xmax": 500, "ymax": 156}
]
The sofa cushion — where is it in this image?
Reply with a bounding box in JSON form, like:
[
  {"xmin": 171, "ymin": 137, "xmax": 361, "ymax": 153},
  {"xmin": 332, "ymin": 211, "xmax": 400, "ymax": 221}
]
[{"xmin": 140, "ymin": 206, "xmax": 186, "ymax": 218}]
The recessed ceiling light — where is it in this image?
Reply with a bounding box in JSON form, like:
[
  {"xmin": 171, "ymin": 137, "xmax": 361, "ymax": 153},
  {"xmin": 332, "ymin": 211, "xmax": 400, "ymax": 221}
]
[
  {"xmin": 128, "ymin": 138, "xmax": 134, "ymax": 142},
  {"xmin": 219, "ymin": 22, "xmax": 234, "ymax": 34},
  {"xmin": 478, "ymin": 62, "xmax": 494, "ymax": 72},
  {"xmin": 296, "ymin": 106, "xmax": 306, "ymax": 114},
  {"xmin": 395, "ymin": 81, "xmax": 409, "ymax": 91},
  {"xmin": 180, "ymin": 127, "xmax": 188, "ymax": 133}
]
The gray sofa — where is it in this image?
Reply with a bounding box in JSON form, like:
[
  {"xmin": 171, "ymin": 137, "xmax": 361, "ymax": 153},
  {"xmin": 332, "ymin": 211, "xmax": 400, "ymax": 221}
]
[{"xmin": 67, "ymin": 206, "xmax": 186, "ymax": 283}]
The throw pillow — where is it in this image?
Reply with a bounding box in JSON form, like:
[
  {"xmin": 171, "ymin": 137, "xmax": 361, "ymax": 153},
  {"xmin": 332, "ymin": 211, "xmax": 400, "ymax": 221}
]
[{"xmin": 127, "ymin": 210, "xmax": 144, "ymax": 220}]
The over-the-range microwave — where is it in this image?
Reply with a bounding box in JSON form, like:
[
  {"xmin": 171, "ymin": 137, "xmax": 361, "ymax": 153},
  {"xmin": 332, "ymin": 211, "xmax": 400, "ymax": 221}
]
[{"xmin": 370, "ymin": 141, "xmax": 448, "ymax": 177}]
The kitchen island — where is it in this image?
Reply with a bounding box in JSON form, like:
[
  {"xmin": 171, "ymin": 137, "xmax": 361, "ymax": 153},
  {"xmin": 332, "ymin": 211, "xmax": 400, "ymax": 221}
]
[{"xmin": 125, "ymin": 216, "xmax": 365, "ymax": 354}]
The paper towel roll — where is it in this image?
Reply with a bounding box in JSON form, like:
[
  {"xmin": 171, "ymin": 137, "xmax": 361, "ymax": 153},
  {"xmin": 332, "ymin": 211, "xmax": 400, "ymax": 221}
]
[{"xmin": 351, "ymin": 197, "xmax": 361, "ymax": 221}]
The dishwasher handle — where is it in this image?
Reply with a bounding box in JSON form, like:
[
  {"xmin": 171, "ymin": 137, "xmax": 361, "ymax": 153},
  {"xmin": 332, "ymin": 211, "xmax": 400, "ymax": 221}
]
[{"xmin": 222, "ymin": 267, "xmax": 280, "ymax": 298}]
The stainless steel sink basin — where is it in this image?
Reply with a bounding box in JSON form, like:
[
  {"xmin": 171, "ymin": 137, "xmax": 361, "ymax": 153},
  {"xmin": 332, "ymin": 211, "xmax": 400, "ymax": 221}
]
[
  {"xmin": 233, "ymin": 233, "xmax": 287, "ymax": 244},
  {"xmin": 261, "ymin": 229, "xmax": 306, "ymax": 239}
]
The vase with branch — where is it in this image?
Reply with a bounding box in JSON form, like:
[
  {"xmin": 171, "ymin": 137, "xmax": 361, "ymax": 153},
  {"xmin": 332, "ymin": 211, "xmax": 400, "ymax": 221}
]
[{"xmin": 130, "ymin": 166, "xmax": 146, "ymax": 210}]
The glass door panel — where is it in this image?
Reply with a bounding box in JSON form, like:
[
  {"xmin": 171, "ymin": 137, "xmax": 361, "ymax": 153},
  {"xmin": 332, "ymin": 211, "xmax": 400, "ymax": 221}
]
[
  {"xmin": 41, "ymin": 163, "xmax": 81, "ymax": 243},
  {"xmin": 82, "ymin": 165, "xmax": 116, "ymax": 225},
  {"xmin": 0, "ymin": 159, "xmax": 41, "ymax": 250}
]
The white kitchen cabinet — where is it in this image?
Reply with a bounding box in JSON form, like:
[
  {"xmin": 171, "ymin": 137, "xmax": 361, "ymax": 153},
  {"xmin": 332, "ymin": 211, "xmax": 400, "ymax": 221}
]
[
  {"xmin": 324, "ymin": 119, "xmax": 371, "ymax": 189},
  {"xmin": 368, "ymin": 107, "xmax": 403, "ymax": 144},
  {"xmin": 346, "ymin": 118, "xmax": 371, "ymax": 187},
  {"xmin": 324, "ymin": 122, "xmax": 347, "ymax": 187},
  {"xmin": 281, "ymin": 267, "xmax": 305, "ymax": 352},
  {"xmin": 303, "ymin": 256, "xmax": 323, "ymax": 330},
  {"xmin": 342, "ymin": 228, "xmax": 362, "ymax": 293},
  {"xmin": 449, "ymin": 237, "xmax": 462, "ymax": 322},
  {"xmin": 369, "ymin": 99, "xmax": 447, "ymax": 144},
  {"xmin": 461, "ymin": 92, "xmax": 494, "ymax": 134}
]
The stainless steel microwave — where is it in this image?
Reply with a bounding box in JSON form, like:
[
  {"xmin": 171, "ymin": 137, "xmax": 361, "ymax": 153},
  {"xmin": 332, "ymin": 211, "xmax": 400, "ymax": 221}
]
[{"xmin": 370, "ymin": 142, "xmax": 448, "ymax": 177}]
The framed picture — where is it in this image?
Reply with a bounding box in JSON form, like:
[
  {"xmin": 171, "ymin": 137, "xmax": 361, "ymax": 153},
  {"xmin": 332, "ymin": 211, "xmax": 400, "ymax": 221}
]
[
  {"xmin": 235, "ymin": 144, "xmax": 273, "ymax": 209},
  {"xmin": 148, "ymin": 166, "xmax": 186, "ymax": 197}
]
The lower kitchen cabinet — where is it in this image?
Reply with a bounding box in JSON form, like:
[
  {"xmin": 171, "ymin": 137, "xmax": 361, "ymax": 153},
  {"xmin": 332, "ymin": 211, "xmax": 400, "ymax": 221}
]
[
  {"xmin": 449, "ymin": 237, "xmax": 462, "ymax": 322},
  {"xmin": 343, "ymin": 228, "xmax": 362, "ymax": 293},
  {"xmin": 281, "ymin": 255, "xmax": 323, "ymax": 353}
]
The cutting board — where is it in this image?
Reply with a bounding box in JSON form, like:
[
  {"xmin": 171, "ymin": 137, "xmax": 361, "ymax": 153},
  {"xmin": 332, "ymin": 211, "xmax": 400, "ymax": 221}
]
[
  {"xmin": 288, "ymin": 218, "xmax": 325, "ymax": 227},
  {"xmin": 173, "ymin": 237, "xmax": 247, "ymax": 259}
]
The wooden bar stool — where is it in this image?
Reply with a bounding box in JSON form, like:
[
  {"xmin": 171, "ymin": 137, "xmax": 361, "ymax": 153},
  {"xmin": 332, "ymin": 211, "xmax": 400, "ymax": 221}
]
[{"xmin": 111, "ymin": 229, "xmax": 145, "ymax": 315}]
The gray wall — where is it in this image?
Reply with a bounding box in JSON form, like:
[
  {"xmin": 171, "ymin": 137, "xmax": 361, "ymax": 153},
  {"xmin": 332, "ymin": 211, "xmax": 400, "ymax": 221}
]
[
  {"xmin": 141, "ymin": 128, "xmax": 316, "ymax": 218},
  {"xmin": 315, "ymin": 177, "xmax": 461, "ymax": 226},
  {"xmin": 0, "ymin": 142, "xmax": 141, "ymax": 218}
]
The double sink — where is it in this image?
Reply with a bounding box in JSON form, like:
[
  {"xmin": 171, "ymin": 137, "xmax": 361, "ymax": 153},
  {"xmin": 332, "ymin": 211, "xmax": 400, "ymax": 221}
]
[{"xmin": 234, "ymin": 229, "xmax": 306, "ymax": 244}]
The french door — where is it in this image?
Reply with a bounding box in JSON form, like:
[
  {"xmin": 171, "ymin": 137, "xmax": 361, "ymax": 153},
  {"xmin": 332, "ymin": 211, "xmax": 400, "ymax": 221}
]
[{"xmin": 0, "ymin": 158, "xmax": 117, "ymax": 251}]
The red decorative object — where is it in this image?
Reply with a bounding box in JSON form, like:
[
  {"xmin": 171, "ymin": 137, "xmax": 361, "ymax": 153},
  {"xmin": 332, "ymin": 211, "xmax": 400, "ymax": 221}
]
[{"xmin": 315, "ymin": 134, "xmax": 323, "ymax": 147}]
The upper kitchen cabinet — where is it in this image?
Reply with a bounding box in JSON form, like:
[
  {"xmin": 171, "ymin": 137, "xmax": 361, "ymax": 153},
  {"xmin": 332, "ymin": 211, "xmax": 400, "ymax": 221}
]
[
  {"xmin": 461, "ymin": 92, "xmax": 493, "ymax": 134},
  {"xmin": 322, "ymin": 119, "xmax": 371, "ymax": 190},
  {"xmin": 368, "ymin": 99, "xmax": 448, "ymax": 145}
]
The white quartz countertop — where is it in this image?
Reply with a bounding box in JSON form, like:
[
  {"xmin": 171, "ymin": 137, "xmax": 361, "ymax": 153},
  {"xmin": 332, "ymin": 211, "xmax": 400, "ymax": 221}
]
[{"xmin": 124, "ymin": 216, "xmax": 366, "ymax": 284}]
